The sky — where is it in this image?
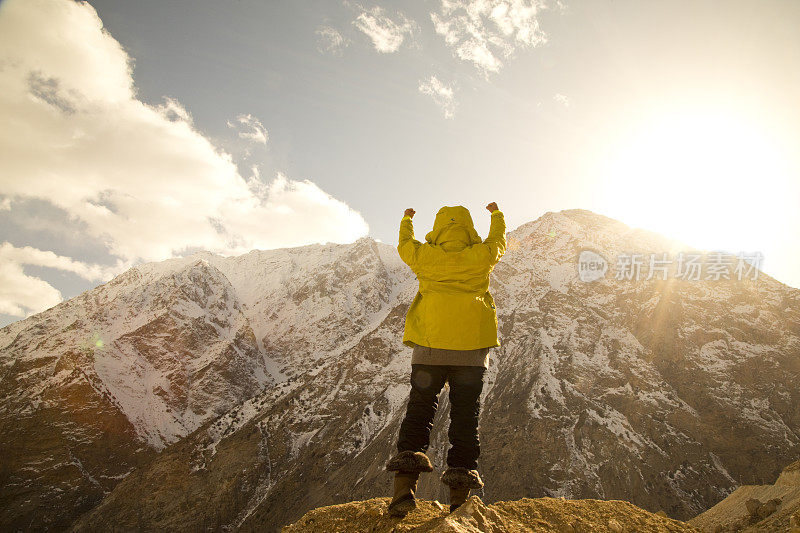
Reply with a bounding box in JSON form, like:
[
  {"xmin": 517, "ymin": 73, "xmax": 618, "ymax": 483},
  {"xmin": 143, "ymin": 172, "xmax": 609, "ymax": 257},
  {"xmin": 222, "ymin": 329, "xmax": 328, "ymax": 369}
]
[{"xmin": 1, "ymin": 0, "xmax": 799, "ymax": 327}]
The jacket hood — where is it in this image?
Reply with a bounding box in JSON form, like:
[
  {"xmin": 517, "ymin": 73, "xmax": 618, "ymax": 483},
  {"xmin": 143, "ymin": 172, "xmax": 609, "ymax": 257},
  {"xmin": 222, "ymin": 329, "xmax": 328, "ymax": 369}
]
[{"xmin": 425, "ymin": 206, "xmax": 482, "ymax": 250}]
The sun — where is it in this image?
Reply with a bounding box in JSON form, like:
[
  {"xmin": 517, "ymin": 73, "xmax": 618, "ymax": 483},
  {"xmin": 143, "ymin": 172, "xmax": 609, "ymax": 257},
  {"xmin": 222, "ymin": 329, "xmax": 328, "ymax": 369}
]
[{"xmin": 594, "ymin": 105, "xmax": 794, "ymax": 257}]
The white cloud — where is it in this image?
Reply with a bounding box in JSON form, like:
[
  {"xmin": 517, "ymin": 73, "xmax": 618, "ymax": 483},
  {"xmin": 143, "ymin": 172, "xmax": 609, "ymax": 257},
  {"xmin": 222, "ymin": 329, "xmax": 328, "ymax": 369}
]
[
  {"xmin": 0, "ymin": 242, "xmax": 120, "ymax": 282},
  {"xmin": 0, "ymin": 242, "xmax": 124, "ymax": 317},
  {"xmin": 0, "ymin": 0, "xmax": 369, "ymax": 273},
  {"xmin": 227, "ymin": 113, "xmax": 268, "ymax": 145},
  {"xmin": 157, "ymin": 97, "xmax": 193, "ymax": 123},
  {"xmin": 352, "ymin": 5, "xmax": 419, "ymax": 53},
  {"xmin": 222, "ymin": 172, "xmax": 369, "ymax": 248},
  {"xmin": 554, "ymin": 93, "xmax": 571, "ymax": 107},
  {"xmin": 0, "ymin": 260, "xmax": 62, "ymax": 317},
  {"xmin": 419, "ymin": 76, "xmax": 457, "ymax": 119},
  {"xmin": 430, "ymin": 0, "xmax": 548, "ymax": 76},
  {"xmin": 316, "ymin": 25, "xmax": 350, "ymax": 56}
]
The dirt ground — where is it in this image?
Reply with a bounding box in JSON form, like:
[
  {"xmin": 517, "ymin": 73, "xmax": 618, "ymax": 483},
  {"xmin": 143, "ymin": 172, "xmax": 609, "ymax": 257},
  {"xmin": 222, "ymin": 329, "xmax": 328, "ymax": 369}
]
[{"xmin": 282, "ymin": 495, "xmax": 699, "ymax": 532}]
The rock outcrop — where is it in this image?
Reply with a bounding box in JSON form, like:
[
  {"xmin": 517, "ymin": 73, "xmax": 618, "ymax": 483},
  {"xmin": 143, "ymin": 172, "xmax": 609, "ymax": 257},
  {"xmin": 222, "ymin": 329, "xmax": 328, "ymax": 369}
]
[
  {"xmin": 282, "ymin": 495, "xmax": 699, "ymax": 532},
  {"xmin": 690, "ymin": 459, "xmax": 800, "ymax": 531}
]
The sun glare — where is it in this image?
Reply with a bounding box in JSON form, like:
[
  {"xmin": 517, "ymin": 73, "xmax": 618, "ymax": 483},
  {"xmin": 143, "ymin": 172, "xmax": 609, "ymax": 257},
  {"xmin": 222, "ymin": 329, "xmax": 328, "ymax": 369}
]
[{"xmin": 596, "ymin": 106, "xmax": 793, "ymax": 257}]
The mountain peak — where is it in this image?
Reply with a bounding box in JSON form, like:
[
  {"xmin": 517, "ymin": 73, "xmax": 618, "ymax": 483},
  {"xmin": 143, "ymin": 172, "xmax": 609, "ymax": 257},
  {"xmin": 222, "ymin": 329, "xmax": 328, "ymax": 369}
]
[{"xmin": 511, "ymin": 208, "xmax": 632, "ymax": 239}]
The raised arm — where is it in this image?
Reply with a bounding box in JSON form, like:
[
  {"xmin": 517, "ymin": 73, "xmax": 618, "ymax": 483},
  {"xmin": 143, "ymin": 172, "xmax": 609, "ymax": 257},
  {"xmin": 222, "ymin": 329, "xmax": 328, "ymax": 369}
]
[
  {"xmin": 484, "ymin": 202, "xmax": 506, "ymax": 267},
  {"xmin": 398, "ymin": 207, "xmax": 422, "ymax": 269}
]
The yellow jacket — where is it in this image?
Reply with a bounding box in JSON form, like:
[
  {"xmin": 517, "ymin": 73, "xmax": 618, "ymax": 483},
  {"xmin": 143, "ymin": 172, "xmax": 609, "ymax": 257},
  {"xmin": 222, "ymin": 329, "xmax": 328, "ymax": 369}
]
[{"xmin": 397, "ymin": 206, "xmax": 507, "ymax": 350}]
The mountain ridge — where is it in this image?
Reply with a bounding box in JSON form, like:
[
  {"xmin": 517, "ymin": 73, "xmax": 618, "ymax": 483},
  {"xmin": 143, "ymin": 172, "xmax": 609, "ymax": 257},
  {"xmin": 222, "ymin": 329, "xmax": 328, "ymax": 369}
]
[{"xmin": 2, "ymin": 208, "xmax": 798, "ymax": 531}]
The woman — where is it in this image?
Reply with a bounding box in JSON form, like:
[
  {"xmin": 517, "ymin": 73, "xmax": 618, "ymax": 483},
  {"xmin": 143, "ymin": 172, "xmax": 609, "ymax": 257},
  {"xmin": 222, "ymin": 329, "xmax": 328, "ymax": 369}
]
[{"xmin": 386, "ymin": 202, "xmax": 507, "ymax": 516}]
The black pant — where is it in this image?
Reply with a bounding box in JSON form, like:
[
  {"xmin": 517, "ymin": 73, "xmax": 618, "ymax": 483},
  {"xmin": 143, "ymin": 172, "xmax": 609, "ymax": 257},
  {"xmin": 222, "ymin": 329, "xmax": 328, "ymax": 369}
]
[{"xmin": 396, "ymin": 364, "xmax": 486, "ymax": 470}]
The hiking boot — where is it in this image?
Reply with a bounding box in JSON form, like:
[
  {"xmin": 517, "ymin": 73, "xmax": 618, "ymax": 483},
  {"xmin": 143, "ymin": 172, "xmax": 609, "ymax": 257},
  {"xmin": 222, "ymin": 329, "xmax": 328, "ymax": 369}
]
[
  {"xmin": 441, "ymin": 467, "xmax": 483, "ymax": 513},
  {"xmin": 387, "ymin": 472, "xmax": 419, "ymax": 517},
  {"xmin": 449, "ymin": 486, "xmax": 470, "ymax": 513}
]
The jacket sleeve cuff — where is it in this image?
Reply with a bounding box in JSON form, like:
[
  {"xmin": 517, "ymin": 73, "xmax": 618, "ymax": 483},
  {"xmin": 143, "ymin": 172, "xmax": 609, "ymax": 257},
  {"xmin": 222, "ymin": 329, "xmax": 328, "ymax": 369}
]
[
  {"xmin": 402, "ymin": 215, "xmax": 412, "ymax": 221},
  {"xmin": 491, "ymin": 210, "xmax": 503, "ymax": 217}
]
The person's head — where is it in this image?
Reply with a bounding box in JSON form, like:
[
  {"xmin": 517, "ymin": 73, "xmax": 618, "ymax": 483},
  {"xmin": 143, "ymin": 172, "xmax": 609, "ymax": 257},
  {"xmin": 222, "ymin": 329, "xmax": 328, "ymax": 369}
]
[{"xmin": 425, "ymin": 206, "xmax": 482, "ymax": 250}]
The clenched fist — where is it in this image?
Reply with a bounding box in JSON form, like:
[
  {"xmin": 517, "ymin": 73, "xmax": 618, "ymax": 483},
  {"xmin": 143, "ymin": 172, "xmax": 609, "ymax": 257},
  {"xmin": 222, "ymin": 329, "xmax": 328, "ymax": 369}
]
[
  {"xmin": 404, "ymin": 208, "xmax": 416, "ymax": 218},
  {"xmin": 486, "ymin": 202, "xmax": 499, "ymax": 213}
]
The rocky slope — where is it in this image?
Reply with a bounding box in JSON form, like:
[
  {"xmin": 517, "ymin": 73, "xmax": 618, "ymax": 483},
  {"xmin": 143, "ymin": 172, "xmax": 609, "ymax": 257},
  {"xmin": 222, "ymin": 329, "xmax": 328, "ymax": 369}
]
[
  {"xmin": 282, "ymin": 495, "xmax": 699, "ymax": 532},
  {"xmin": 690, "ymin": 459, "xmax": 800, "ymax": 532},
  {"xmin": 0, "ymin": 237, "xmax": 404, "ymax": 530},
  {"xmin": 0, "ymin": 259, "xmax": 272, "ymax": 529},
  {"xmin": 2, "ymin": 209, "xmax": 799, "ymax": 531}
]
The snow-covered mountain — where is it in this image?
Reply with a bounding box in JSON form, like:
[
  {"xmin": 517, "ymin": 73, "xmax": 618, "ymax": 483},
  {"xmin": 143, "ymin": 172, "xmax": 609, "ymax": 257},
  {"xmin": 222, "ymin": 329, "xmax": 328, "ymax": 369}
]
[
  {"xmin": 2, "ymin": 209, "xmax": 799, "ymax": 531},
  {"xmin": 0, "ymin": 236, "xmax": 410, "ymax": 530}
]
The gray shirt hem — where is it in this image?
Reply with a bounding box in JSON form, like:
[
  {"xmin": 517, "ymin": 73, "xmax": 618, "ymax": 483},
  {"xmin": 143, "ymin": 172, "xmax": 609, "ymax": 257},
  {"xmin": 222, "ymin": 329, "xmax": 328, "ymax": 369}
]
[{"xmin": 410, "ymin": 343, "xmax": 490, "ymax": 368}]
